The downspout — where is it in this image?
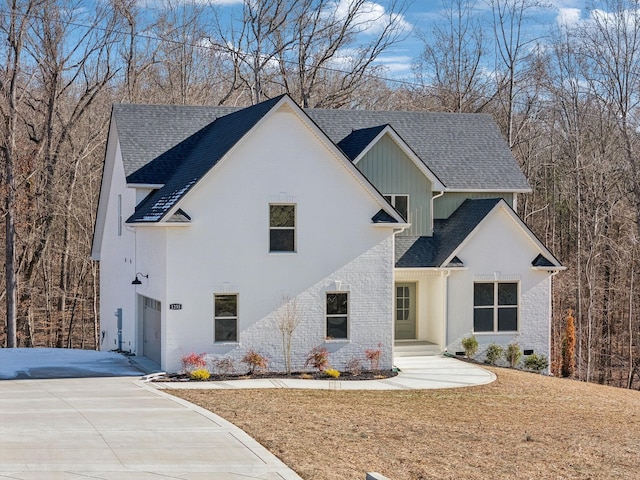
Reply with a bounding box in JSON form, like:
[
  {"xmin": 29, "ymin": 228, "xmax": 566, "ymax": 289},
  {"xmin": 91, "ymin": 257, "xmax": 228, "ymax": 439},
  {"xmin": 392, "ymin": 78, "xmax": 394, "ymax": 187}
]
[
  {"xmin": 442, "ymin": 269, "xmax": 451, "ymax": 351},
  {"xmin": 431, "ymin": 191, "xmax": 444, "ymax": 232}
]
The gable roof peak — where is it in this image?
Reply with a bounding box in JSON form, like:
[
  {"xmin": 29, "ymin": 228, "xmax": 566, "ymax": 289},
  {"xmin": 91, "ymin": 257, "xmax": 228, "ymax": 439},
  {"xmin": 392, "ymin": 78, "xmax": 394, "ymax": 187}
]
[{"xmin": 127, "ymin": 95, "xmax": 286, "ymax": 223}]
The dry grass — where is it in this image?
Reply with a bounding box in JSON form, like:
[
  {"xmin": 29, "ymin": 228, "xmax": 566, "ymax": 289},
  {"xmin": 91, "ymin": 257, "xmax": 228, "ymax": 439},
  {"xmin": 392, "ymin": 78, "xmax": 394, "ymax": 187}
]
[{"xmin": 172, "ymin": 367, "xmax": 640, "ymax": 480}]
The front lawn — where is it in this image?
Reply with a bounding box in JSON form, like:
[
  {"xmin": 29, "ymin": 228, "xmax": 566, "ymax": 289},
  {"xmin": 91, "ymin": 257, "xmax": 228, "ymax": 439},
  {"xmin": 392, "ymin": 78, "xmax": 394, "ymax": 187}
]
[{"xmin": 172, "ymin": 367, "xmax": 640, "ymax": 480}]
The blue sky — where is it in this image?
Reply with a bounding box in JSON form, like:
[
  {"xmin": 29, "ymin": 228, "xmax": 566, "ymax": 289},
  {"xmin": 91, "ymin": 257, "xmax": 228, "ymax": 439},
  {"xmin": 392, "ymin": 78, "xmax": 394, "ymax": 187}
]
[
  {"xmin": 378, "ymin": 0, "xmax": 590, "ymax": 79},
  {"xmin": 141, "ymin": 0, "xmax": 591, "ymax": 82}
]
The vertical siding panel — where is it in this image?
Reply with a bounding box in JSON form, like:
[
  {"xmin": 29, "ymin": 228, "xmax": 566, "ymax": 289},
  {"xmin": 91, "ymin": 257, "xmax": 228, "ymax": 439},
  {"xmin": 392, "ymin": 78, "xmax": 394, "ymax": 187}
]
[{"xmin": 356, "ymin": 134, "xmax": 433, "ymax": 236}]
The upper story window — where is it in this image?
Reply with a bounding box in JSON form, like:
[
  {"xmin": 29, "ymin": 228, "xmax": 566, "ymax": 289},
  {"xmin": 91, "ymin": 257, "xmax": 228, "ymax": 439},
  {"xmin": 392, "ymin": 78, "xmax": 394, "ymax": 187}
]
[
  {"xmin": 269, "ymin": 204, "xmax": 295, "ymax": 252},
  {"xmin": 384, "ymin": 194, "xmax": 409, "ymax": 221},
  {"xmin": 473, "ymin": 282, "xmax": 518, "ymax": 333}
]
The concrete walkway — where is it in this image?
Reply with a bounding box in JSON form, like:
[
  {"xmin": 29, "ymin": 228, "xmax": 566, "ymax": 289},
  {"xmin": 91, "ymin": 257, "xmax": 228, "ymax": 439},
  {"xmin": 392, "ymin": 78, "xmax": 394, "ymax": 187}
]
[
  {"xmin": 0, "ymin": 352, "xmax": 493, "ymax": 479},
  {"xmin": 153, "ymin": 355, "xmax": 496, "ymax": 391},
  {"xmin": 0, "ymin": 376, "xmax": 302, "ymax": 479}
]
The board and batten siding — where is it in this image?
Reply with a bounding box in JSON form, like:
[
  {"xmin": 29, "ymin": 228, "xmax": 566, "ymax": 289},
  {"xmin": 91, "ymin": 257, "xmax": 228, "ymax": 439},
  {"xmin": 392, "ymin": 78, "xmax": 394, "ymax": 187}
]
[
  {"xmin": 434, "ymin": 192, "xmax": 514, "ymax": 219},
  {"xmin": 355, "ymin": 134, "xmax": 433, "ymax": 236}
]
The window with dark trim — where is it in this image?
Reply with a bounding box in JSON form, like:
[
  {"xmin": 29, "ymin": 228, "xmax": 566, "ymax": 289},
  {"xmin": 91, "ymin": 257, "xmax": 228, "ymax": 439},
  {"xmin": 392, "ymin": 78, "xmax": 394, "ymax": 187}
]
[
  {"xmin": 326, "ymin": 292, "xmax": 348, "ymax": 339},
  {"xmin": 269, "ymin": 204, "xmax": 295, "ymax": 252},
  {"xmin": 214, "ymin": 294, "xmax": 238, "ymax": 342},
  {"xmin": 383, "ymin": 194, "xmax": 409, "ymax": 221},
  {"xmin": 473, "ymin": 282, "xmax": 518, "ymax": 332}
]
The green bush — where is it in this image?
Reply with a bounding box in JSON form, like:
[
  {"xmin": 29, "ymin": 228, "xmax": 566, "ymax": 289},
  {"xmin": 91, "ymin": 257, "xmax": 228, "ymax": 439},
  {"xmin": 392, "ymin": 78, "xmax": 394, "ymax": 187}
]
[
  {"xmin": 485, "ymin": 343, "xmax": 503, "ymax": 366},
  {"xmin": 190, "ymin": 368, "xmax": 211, "ymax": 381},
  {"xmin": 504, "ymin": 343, "xmax": 522, "ymax": 368},
  {"xmin": 461, "ymin": 336, "xmax": 479, "ymax": 358},
  {"xmin": 524, "ymin": 353, "xmax": 549, "ymax": 373}
]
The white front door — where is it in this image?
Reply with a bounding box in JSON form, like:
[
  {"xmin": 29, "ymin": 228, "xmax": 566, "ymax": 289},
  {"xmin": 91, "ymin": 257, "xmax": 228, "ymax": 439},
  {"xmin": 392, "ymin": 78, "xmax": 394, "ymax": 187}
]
[{"xmin": 395, "ymin": 283, "xmax": 416, "ymax": 340}]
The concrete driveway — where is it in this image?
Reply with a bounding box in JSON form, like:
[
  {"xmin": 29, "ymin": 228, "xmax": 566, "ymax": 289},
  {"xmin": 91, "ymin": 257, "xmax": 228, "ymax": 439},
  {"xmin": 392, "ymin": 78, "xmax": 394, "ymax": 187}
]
[{"xmin": 0, "ymin": 350, "xmax": 302, "ymax": 479}]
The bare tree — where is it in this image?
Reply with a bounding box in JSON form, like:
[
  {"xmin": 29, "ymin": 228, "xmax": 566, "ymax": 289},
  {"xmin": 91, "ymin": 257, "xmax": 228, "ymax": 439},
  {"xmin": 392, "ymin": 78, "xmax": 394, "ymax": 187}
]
[
  {"xmin": 0, "ymin": 0, "xmax": 46, "ymax": 347},
  {"xmin": 274, "ymin": 294, "xmax": 303, "ymax": 375},
  {"xmin": 215, "ymin": 0, "xmax": 410, "ymax": 107},
  {"xmin": 415, "ymin": 0, "xmax": 490, "ymax": 112},
  {"xmin": 487, "ymin": 0, "xmax": 549, "ymax": 146}
]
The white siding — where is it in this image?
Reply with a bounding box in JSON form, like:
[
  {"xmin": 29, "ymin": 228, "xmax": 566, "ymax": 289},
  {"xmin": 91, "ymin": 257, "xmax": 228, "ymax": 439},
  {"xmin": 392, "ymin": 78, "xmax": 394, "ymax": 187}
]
[
  {"xmin": 445, "ymin": 206, "xmax": 553, "ymax": 361},
  {"xmin": 97, "ymin": 138, "xmax": 138, "ymax": 354},
  {"xmin": 124, "ymin": 105, "xmax": 396, "ymax": 372}
]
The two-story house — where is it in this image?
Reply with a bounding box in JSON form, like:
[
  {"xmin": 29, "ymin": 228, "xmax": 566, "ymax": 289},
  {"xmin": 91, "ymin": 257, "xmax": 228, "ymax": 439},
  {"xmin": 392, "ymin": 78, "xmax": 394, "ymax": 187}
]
[{"xmin": 91, "ymin": 94, "xmax": 563, "ymax": 373}]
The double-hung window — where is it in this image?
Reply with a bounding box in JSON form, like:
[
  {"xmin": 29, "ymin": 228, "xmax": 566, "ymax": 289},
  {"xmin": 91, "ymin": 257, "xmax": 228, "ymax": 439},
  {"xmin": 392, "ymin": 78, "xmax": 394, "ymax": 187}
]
[
  {"xmin": 214, "ymin": 294, "xmax": 238, "ymax": 342},
  {"xmin": 473, "ymin": 282, "xmax": 518, "ymax": 332},
  {"xmin": 383, "ymin": 194, "xmax": 409, "ymax": 221},
  {"xmin": 326, "ymin": 292, "xmax": 348, "ymax": 339},
  {"xmin": 269, "ymin": 204, "xmax": 295, "ymax": 252}
]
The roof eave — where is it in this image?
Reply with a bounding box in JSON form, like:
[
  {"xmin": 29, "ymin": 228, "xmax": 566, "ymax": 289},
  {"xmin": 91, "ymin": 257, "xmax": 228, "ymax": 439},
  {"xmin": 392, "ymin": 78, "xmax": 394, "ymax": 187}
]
[
  {"xmin": 532, "ymin": 266, "xmax": 567, "ymax": 272},
  {"xmin": 372, "ymin": 222, "xmax": 411, "ymax": 229},
  {"xmin": 445, "ymin": 188, "xmax": 532, "ymax": 193}
]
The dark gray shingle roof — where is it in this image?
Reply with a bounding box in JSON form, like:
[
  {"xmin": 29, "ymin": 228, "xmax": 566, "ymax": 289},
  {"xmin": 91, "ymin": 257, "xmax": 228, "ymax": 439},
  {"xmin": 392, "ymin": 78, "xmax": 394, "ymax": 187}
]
[
  {"xmin": 127, "ymin": 96, "xmax": 283, "ymax": 222},
  {"xmin": 113, "ymin": 101, "xmax": 529, "ymax": 192},
  {"xmin": 532, "ymin": 253, "xmax": 555, "ymax": 267},
  {"xmin": 307, "ymin": 109, "xmax": 529, "ymax": 191},
  {"xmin": 337, "ymin": 124, "xmax": 388, "ymax": 160},
  {"xmin": 114, "ymin": 104, "xmax": 239, "ymax": 183},
  {"xmin": 395, "ymin": 198, "xmax": 502, "ymax": 268}
]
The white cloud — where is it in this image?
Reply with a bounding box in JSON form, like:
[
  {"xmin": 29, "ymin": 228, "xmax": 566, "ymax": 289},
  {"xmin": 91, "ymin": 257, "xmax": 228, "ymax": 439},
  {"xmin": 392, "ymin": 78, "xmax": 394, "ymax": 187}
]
[
  {"xmin": 557, "ymin": 7, "xmax": 581, "ymax": 27},
  {"xmin": 331, "ymin": 0, "xmax": 412, "ymax": 36},
  {"xmin": 375, "ymin": 54, "xmax": 413, "ymax": 75}
]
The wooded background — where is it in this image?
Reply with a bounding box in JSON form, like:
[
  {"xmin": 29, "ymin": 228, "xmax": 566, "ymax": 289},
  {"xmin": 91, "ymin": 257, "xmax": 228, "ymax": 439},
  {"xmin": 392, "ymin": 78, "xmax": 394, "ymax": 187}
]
[{"xmin": 1, "ymin": 0, "xmax": 639, "ymax": 389}]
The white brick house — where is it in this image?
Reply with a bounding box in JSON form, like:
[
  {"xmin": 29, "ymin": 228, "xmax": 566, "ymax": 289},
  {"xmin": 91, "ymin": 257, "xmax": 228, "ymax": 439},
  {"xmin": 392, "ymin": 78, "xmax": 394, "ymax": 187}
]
[{"xmin": 91, "ymin": 94, "xmax": 563, "ymax": 373}]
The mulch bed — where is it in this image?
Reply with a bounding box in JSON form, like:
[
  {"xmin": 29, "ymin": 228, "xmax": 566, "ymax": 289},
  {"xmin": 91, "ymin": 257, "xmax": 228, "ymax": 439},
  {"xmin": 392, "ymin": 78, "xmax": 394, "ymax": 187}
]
[{"xmin": 152, "ymin": 369, "xmax": 398, "ymax": 382}]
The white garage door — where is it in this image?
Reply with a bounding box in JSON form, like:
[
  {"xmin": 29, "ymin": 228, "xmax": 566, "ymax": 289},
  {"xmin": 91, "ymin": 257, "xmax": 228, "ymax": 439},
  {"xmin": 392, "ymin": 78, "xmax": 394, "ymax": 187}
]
[{"xmin": 142, "ymin": 297, "xmax": 161, "ymax": 365}]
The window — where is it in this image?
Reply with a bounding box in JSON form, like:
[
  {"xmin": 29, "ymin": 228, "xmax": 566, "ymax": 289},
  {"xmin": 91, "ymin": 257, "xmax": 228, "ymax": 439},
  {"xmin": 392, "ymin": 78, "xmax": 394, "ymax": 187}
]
[
  {"xmin": 473, "ymin": 282, "xmax": 518, "ymax": 332},
  {"xmin": 214, "ymin": 294, "xmax": 238, "ymax": 342},
  {"xmin": 383, "ymin": 194, "xmax": 409, "ymax": 221},
  {"xmin": 269, "ymin": 204, "xmax": 295, "ymax": 252},
  {"xmin": 326, "ymin": 292, "xmax": 348, "ymax": 339}
]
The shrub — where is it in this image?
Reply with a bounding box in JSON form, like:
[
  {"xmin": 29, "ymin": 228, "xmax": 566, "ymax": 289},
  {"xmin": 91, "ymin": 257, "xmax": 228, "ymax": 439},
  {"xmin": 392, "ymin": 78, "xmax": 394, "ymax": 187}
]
[
  {"xmin": 461, "ymin": 336, "xmax": 478, "ymax": 358},
  {"xmin": 305, "ymin": 346, "xmax": 330, "ymax": 371},
  {"xmin": 212, "ymin": 357, "xmax": 234, "ymax": 376},
  {"xmin": 561, "ymin": 309, "xmax": 576, "ymax": 377},
  {"xmin": 181, "ymin": 352, "xmax": 207, "ymax": 373},
  {"xmin": 345, "ymin": 357, "xmax": 363, "ymax": 376},
  {"xmin": 524, "ymin": 353, "xmax": 549, "ymax": 373},
  {"xmin": 504, "ymin": 343, "xmax": 522, "ymax": 368},
  {"xmin": 324, "ymin": 368, "xmax": 340, "ymax": 378},
  {"xmin": 241, "ymin": 350, "xmax": 269, "ymax": 374},
  {"xmin": 190, "ymin": 368, "xmax": 210, "ymax": 381},
  {"xmin": 364, "ymin": 342, "xmax": 383, "ymax": 370},
  {"xmin": 485, "ymin": 343, "xmax": 503, "ymax": 366}
]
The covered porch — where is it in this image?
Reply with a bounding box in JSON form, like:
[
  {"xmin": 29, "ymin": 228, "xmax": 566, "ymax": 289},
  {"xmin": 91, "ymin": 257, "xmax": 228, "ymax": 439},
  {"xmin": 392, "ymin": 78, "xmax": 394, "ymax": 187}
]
[{"xmin": 393, "ymin": 269, "xmax": 449, "ymax": 356}]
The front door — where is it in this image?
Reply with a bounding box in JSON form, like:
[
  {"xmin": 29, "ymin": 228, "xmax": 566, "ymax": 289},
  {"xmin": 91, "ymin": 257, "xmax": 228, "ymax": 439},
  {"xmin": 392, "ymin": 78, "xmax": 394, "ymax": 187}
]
[
  {"xmin": 395, "ymin": 283, "xmax": 416, "ymax": 340},
  {"xmin": 142, "ymin": 297, "xmax": 161, "ymax": 365}
]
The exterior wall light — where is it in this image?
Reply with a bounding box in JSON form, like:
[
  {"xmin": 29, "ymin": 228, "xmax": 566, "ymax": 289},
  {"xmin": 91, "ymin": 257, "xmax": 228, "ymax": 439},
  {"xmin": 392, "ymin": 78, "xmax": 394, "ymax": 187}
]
[{"xmin": 132, "ymin": 272, "xmax": 148, "ymax": 285}]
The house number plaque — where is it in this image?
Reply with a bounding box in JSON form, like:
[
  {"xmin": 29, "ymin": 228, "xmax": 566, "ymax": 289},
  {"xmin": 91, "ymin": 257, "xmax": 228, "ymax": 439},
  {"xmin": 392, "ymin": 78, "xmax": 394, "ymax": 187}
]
[{"xmin": 169, "ymin": 304, "xmax": 182, "ymax": 310}]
